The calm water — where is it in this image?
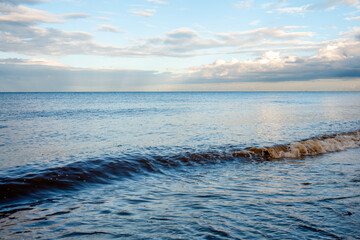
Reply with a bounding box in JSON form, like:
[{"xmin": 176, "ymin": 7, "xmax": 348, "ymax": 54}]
[{"xmin": 0, "ymin": 92, "xmax": 359, "ymax": 239}]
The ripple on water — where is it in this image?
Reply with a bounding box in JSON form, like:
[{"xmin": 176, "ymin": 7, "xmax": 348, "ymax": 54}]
[{"xmin": 0, "ymin": 149, "xmax": 359, "ymax": 239}]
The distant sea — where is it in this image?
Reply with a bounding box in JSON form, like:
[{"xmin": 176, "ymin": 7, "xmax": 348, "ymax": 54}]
[{"xmin": 1, "ymin": 92, "xmax": 359, "ymax": 239}]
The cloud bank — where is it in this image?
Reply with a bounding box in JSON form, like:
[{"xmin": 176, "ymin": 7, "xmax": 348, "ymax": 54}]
[
  {"xmin": 184, "ymin": 29, "xmax": 360, "ymax": 84},
  {"xmin": 1, "ymin": 27, "xmax": 359, "ymax": 91},
  {"xmin": 0, "ymin": 58, "xmax": 172, "ymax": 91},
  {"xmin": 0, "ymin": 0, "xmax": 359, "ymax": 91},
  {"xmin": 0, "ymin": 1, "xmax": 318, "ymax": 57}
]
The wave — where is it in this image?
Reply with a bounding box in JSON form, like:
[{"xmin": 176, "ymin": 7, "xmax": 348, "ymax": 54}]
[
  {"xmin": 1, "ymin": 130, "xmax": 359, "ymax": 202},
  {"xmin": 233, "ymin": 130, "xmax": 360, "ymax": 159},
  {"xmin": 0, "ymin": 152, "xmax": 225, "ymax": 202}
]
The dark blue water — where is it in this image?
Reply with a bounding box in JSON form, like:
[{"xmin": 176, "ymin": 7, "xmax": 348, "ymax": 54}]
[{"xmin": 0, "ymin": 92, "xmax": 359, "ymax": 239}]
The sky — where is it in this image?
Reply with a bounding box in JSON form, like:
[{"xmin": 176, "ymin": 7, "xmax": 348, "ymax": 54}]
[{"xmin": 0, "ymin": 0, "xmax": 360, "ymax": 91}]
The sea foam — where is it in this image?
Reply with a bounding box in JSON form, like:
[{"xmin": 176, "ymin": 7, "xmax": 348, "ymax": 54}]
[{"xmin": 233, "ymin": 130, "xmax": 360, "ymax": 159}]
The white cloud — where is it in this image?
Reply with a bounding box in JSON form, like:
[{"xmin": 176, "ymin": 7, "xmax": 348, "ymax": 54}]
[
  {"xmin": 215, "ymin": 26, "xmax": 313, "ymax": 42},
  {"xmin": 0, "ymin": 3, "xmax": 62, "ymax": 23},
  {"xmin": 147, "ymin": 0, "xmax": 168, "ymax": 5},
  {"xmin": 96, "ymin": 24, "xmax": 124, "ymax": 34},
  {"xmin": 250, "ymin": 20, "xmax": 260, "ymax": 26},
  {"xmin": 262, "ymin": 0, "xmax": 286, "ymax": 9},
  {"xmin": 184, "ymin": 33, "xmax": 360, "ymax": 84},
  {"xmin": 95, "ymin": 16, "xmax": 111, "ymax": 21},
  {"xmin": 310, "ymin": 0, "xmax": 359, "ymax": 9},
  {"xmin": 346, "ymin": 15, "xmax": 360, "ymax": 20},
  {"xmin": 270, "ymin": 0, "xmax": 359, "ymax": 15},
  {"xmin": 1, "ymin": 28, "xmax": 360, "ymax": 91},
  {"xmin": 0, "ymin": 3, "xmax": 318, "ymax": 58},
  {"xmin": 329, "ymin": 0, "xmax": 359, "ymax": 7},
  {"xmin": 138, "ymin": 26, "xmax": 314, "ymax": 56},
  {"xmin": 273, "ymin": 5, "xmax": 311, "ymax": 15},
  {"xmin": 0, "ymin": 57, "xmax": 66, "ymax": 66},
  {"xmin": 312, "ymin": 44, "xmax": 347, "ymax": 61},
  {"xmin": 130, "ymin": 9, "xmax": 156, "ymax": 17},
  {"xmin": 0, "ymin": 10, "xmax": 316, "ymax": 58},
  {"xmin": 236, "ymin": 0, "xmax": 253, "ymax": 9}
]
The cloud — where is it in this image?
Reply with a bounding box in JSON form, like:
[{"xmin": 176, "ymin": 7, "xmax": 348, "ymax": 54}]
[
  {"xmin": 309, "ymin": 0, "xmax": 359, "ymax": 9},
  {"xmin": 0, "ymin": 58, "xmax": 172, "ymax": 91},
  {"xmin": 0, "ymin": 3, "xmax": 316, "ymax": 58},
  {"xmin": 1, "ymin": 57, "xmax": 66, "ymax": 66},
  {"xmin": 272, "ymin": 5, "xmax": 311, "ymax": 15},
  {"xmin": 0, "ymin": 0, "xmax": 47, "ymax": 4},
  {"xmin": 61, "ymin": 13, "xmax": 90, "ymax": 19},
  {"xmin": 137, "ymin": 26, "xmax": 314, "ymax": 56},
  {"xmin": 346, "ymin": 15, "xmax": 360, "ymax": 20},
  {"xmin": 249, "ymin": 20, "xmax": 260, "ymax": 26},
  {"xmin": 0, "ymin": 3, "xmax": 62, "ymax": 24},
  {"xmin": 0, "ymin": 3, "xmax": 315, "ymax": 60},
  {"xmin": 334, "ymin": 0, "xmax": 359, "ymax": 6},
  {"xmin": 0, "ymin": 21, "xmax": 96, "ymax": 56},
  {"xmin": 262, "ymin": 0, "xmax": 286, "ymax": 9},
  {"xmin": 217, "ymin": 26, "xmax": 314, "ymax": 40},
  {"xmin": 0, "ymin": 3, "xmax": 120, "ymax": 56},
  {"xmin": 1, "ymin": 28, "xmax": 360, "ymax": 91},
  {"xmin": 183, "ymin": 33, "xmax": 360, "ymax": 84},
  {"xmin": 236, "ymin": 0, "xmax": 253, "ymax": 9},
  {"xmin": 130, "ymin": 9, "xmax": 156, "ymax": 17},
  {"xmin": 95, "ymin": 16, "xmax": 111, "ymax": 21},
  {"xmin": 96, "ymin": 24, "xmax": 124, "ymax": 33},
  {"xmin": 269, "ymin": 0, "xmax": 359, "ymax": 15},
  {"xmin": 137, "ymin": 27, "xmax": 220, "ymax": 54},
  {"xmin": 147, "ymin": 0, "xmax": 168, "ymax": 5}
]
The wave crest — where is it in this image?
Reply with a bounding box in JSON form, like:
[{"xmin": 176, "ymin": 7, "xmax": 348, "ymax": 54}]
[
  {"xmin": 1, "ymin": 130, "xmax": 359, "ymax": 202},
  {"xmin": 233, "ymin": 130, "xmax": 360, "ymax": 159}
]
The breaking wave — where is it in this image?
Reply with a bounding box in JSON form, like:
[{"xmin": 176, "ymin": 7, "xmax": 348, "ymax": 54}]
[
  {"xmin": 233, "ymin": 130, "xmax": 360, "ymax": 159},
  {"xmin": 1, "ymin": 130, "xmax": 359, "ymax": 202}
]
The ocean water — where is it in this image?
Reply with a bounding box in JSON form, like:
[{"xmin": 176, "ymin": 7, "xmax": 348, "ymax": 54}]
[{"xmin": 0, "ymin": 92, "xmax": 359, "ymax": 239}]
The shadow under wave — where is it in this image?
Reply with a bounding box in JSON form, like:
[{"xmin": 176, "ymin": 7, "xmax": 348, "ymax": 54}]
[{"xmin": 0, "ymin": 151, "xmax": 229, "ymax": 203}]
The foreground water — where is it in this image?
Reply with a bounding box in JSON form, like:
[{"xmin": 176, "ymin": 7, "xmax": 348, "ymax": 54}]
[{"xmin": 0, "ymin": 92, "xmax": 359, "ymax": 239}]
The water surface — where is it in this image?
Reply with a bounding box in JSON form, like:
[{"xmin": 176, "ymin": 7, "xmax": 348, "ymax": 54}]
[{"xmin": 0, "ymin": 92, "xmax": 359, "ymax": 239}]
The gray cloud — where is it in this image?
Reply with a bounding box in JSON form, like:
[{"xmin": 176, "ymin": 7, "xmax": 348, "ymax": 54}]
[
  {"xmin": 0, "ymin": 5, "xmax": 316, "ymax": 58},
  {"xmin": 96, "ymin": 24, "xmax": 124, "ymax": 33},
  {"xmin": 0, "ymin": 3, "xmax": 61, "ymax": 24},
  {"xmin": 61, "ymin": 13, "xmax": 90, "ymax": 19},
  {"xmin": 1, "ymin": 29, "xmax": 360, "ymax": 91},
  {"xmin": 137, "ymin": 26, "xmax": 314, "ymax": 56},
  {"xmin": 0, "ymin": 58, "xmax": 172, "ymax": 91},
  {"xmin": 0, "ymin": 3, "xmax": 318, "ymax": 57},
  {"xmin": 0, "ymin": 2, "xmax": 354, "ymax": 60},
  {"xmin": 0, "ymin": 0, "xmax": 47, "ymax": 4},
  {"xmin": 183, "ymin": 38, "xmax": 360, "ymax": 84}
]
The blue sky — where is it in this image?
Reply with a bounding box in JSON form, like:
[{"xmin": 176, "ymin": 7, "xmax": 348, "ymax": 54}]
[{"xmin": 0, "ymin": 0, "xmax": 360, "ymax": 91}]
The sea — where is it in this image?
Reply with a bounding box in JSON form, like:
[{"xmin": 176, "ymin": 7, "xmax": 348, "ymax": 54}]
[{"xmin": 0, "ymin": 92, "xmax": 359, "ymax": 239}]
